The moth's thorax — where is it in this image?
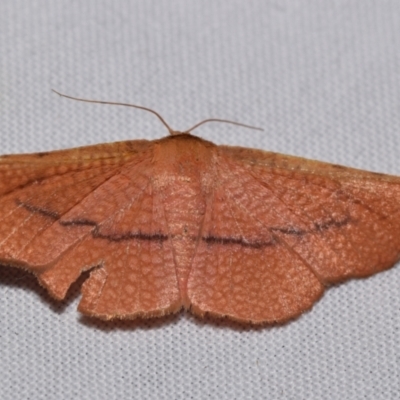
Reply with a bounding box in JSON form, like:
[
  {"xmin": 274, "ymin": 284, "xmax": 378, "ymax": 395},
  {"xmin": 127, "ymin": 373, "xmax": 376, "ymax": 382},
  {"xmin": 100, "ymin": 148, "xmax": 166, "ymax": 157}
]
[
  {"xmin": 152, "ymin": 134, "xmax": 215, "ymax": 299},
  {"xmin": 152, "ymin": 134, "xmax": 214, "ymax": 185}
]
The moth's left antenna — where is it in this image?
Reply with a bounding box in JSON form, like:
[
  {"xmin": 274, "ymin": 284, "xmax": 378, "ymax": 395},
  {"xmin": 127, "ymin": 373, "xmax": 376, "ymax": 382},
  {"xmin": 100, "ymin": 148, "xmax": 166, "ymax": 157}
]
[{"xmin": 51, "ymin": 89, "xmax": 176, "ymax": 135}]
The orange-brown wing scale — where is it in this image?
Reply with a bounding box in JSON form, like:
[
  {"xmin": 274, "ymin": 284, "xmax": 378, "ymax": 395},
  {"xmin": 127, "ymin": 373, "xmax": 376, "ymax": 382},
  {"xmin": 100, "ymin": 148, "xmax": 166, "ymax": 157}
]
[
  {"xmin": 2, "ymin": 134, "xmax": 400, "ymax": 324},
  {"xmin": 219, "ymin": 146, "xmax": 400, "ymax": 281},
  {"xmin": 188, "ymin": 150, "xmax": 324, "ymax": 323},
  {"xmin": 187, "ymin": 145, "xmax": 400, "ymax": 323},
  {"xmin": 0, "ymin": 140, "xmax": 181, "ymax": 319}
]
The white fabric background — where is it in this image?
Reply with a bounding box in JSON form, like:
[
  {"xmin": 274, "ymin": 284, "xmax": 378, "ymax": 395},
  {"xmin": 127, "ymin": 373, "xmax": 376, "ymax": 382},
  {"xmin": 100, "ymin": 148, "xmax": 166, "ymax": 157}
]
[{"xmin": 1, "ymin": 1, "xmax": 400, "ymax": 399}]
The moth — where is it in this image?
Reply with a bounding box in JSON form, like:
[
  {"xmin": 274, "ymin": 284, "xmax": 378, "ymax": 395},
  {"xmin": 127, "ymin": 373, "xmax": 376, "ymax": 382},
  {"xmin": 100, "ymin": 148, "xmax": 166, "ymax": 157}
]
[{"xmin": 1, "ymin": 92, "xmax": 400, "ymax": 324}]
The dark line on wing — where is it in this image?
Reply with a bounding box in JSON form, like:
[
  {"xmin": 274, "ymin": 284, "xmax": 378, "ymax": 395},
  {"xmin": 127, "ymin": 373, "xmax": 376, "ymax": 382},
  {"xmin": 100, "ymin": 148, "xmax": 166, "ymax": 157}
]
[
  {"xmin": 269, "ymin": 217, "xmax": 351, "ymax": 236},
  {"xmin": 17, "ymin": 200, "xmax": 168, "ymax": 244},
  {"xmin": 92, "ymin": 228, "xmax": 168, "ymax": 243},
  {"xmin": 60, "ymin": 218, "xmax": 97, "ymax": 227},
  {"xmin": 17, "ymin": 199, "xmax": 60, "ymax": 219},
  {"xmin": 314, "ymin": 216, "xmax": 351, "ymax": 231},
  {"xmin": 202, "ymin": 216, "xmax": 352, "ymax": 248},
  {"xmin": 61, "ymin": 217, "xmax": 168, "ymax": 243},
  {"xmin": 202, "ymin": 235, "xmax": 275, "ymax": 249},
  {"xmin": 270, "ymin": 226, "xmax": 306, "ymax": 236},
  {"xmin": 36, "ymin": 152, "xmax": 50, "ymax": 158},
  {"xmin": 18, "ymin": 199, "xmax": 352, "ymax": 248}
]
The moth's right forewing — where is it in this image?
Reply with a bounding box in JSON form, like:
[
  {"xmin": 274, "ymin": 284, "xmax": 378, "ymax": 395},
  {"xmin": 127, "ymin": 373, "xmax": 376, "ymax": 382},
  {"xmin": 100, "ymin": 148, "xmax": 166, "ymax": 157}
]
[{"xmin": 219, "ymin": 145, "xmax": 400, "ymax": 282}]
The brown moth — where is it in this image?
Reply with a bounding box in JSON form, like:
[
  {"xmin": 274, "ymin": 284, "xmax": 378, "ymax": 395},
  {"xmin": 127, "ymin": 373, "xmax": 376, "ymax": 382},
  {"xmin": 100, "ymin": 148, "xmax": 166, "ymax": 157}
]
[{"xmin": 1, "ymin": 93, "xmax": 399, "ymax": 324}]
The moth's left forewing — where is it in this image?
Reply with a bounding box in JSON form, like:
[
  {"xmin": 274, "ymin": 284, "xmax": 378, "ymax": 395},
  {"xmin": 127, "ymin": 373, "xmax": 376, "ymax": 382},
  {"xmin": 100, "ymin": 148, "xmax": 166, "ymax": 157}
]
[
  {"xmin": 0, "ymin": 139, "xmax": 184, "ymax": 319},
  {"xmin": 0, "ymin": 140, "xmax": 150, "ymax": 280}
]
